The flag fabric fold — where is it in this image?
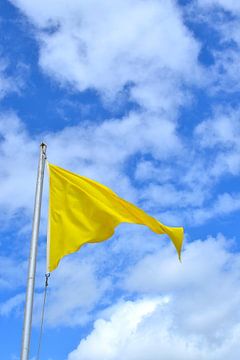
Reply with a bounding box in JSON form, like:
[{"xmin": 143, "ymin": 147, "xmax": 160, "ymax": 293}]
[{"xmin": 47, "ymin": 163, "xmax": 184, "ymax": 272}]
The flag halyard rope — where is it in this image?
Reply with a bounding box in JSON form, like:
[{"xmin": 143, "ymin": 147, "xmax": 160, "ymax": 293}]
[{"xmin": 36, "ymin": 273, "xmax": 50, "ymax": 360}]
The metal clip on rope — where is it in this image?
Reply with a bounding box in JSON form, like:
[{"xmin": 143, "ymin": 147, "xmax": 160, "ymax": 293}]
[{"xmin": 45, "ymin": 273, "xmax": 50, "ymax": 287}]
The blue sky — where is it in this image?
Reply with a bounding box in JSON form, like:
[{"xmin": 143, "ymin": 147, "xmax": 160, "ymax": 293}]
[{"xmin": 1, "ymin": 0, "xmax": 240, "ymax": 359}]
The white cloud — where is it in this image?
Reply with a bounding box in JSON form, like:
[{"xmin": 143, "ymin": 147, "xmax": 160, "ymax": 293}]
[
  {"xmin": 68, "ymin": 298, "xmax": 168, "ymax": 360},
  {"xmin": 10, "ymin": 0, "xmax": 202, "ymax": 113},
  {"xmin": 68, "ymin": 235, "xmax": 240, "ymax": 360},
  {"xmin": 68, "ymin": 299, "xmax": 240, "ymax": 360}
]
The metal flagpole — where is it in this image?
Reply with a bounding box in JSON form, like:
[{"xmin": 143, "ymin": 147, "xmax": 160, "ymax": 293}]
[{"xmin": 20, "ymin": 143, "xmax": 47, "ymax": 360}]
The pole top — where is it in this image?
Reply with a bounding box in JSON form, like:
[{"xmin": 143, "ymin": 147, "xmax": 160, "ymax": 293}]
[{"xmin": 40, "ymin": 143, "xmax": 47, "ymax": 159}]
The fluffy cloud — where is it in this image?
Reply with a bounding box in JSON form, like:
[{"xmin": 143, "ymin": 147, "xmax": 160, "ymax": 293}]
[
  {"xmin": 68, "ymin": 298, "xmax": 240, "ymax": 360},
  {"xmin": 10, "ymin": 0, "xmax": 202, "ymax": 112},
  {"xmin": 68, "ymin": 235, "xmax": 240, "ymax": 360}
]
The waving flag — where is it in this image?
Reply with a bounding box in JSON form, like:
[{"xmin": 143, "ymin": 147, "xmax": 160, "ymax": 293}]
[{"xmin": 47, "ymin": 163, "xmax": 184, "ymax": 272}]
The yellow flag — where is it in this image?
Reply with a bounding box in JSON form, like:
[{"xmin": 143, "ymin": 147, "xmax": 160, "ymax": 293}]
[{"xmin": 47, "ymin": 163, "xmax": 184, "ymax": 272}]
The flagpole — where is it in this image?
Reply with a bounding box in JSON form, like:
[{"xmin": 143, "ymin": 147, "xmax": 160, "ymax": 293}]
[{"xmin": 20, "ymin": 143, "xmax": 47, "ymax": 360}]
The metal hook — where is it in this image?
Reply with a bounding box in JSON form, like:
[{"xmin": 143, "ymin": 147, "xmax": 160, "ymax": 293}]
[{"xmin": 45, "ymin": 273, "xmax": 50, "ymax": 287}]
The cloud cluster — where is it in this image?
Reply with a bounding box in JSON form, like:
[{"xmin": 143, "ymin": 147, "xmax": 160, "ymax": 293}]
[
  {"xmin": 68, "ymin": 299, "xmax": 240, "ymax": 360},
  {"xmin": 67, "ymin": 235, "xmax": 240, "ymax": 360},
  {"xmin": 10, "ymin": 0, "xmax": 202, "ymax": 113}
]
